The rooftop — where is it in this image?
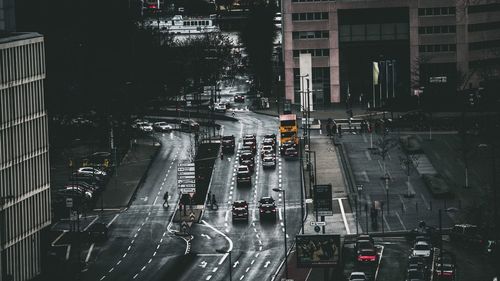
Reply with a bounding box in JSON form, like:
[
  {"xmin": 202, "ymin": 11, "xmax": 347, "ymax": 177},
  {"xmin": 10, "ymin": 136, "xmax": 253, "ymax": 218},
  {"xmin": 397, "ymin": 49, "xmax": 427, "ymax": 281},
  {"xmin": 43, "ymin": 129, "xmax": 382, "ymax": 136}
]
[{"xmin": 0, "ymin": 31, "xmax": 42, "ymax": 44}]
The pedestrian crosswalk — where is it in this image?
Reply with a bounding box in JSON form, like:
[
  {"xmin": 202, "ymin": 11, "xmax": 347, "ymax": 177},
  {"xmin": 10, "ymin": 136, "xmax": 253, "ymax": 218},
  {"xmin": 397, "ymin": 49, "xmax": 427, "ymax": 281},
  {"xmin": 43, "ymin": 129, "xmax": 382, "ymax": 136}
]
[{"xmin": 229, "ymin": 107, "xmax": 250, "ymax": 112}]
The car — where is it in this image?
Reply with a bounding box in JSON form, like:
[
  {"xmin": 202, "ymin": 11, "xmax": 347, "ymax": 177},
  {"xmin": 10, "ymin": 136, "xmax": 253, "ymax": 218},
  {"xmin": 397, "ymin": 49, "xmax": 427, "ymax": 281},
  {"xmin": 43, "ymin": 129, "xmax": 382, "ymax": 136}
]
[
  {"xmin": 357, "ymin": 248, "xmax": 378, "ymax": 263},
  {"xmin": 138, "ymin": 123, "xmax": 153, "ymax": 132},
  {"xmin": 82, "ymin": 151, "xmax": 112, "ymax": 169},
  {"xmin": 77, "ymin": 167, "xmax": 107, "ymax": 177},
  {"xmin": 258, "ymin": 197, "xmax": 277, "ymax": 220},
  {"xmin": 412, "ymin": 241, "xmax": 432, "ymax": 258},
  {"xmin": 434, "ymin": 263, "xmax": 455, "ymax": 280},
  {"xmin": 284, "ymin": 147, "xmax": 298, "ymax": 158},
  {"xmin": 406, "ymin": 268, "xmax": 425, "ymax": 281},
  {"xmin": 450, "ymin": 224, "xmax": 483, "ymax": 247},
  {"xmin": 180, "ymin": 119, "xmax": 200, "ymax": 132},
  {"xmin": 239, "ymin": 152, "xmax": 255, "ymax": 170},
  {"xmin": 263, "ymin": 133, "xmax": 277, "ymax": 142},
  {"xmin": 234, "ymin": 95, "xmax": 245, "ymax": 103},
  {"xmin": 232, "ymin": 200, "xmax": 249, "ymax": 221},
  {"xmin": 262, "ymin": 138, "xmax": 276, "ymax": 150},
  {"xmin": 349, "ymin": 272, "xmax": 367, "ymax": 281},
  {"xmin": 153, "ymin": 122, "xmax": 172, "ymax": 132},
  {"xmin": 222, "ymin": 135, "xmax": 236, "ymax": 152},
  {"xmin": 408, "ymin": 255, "xmax": 427, "ymax": 272},
  {"xmin": 262, "ymin": 156, "xmax": 276, "ymax": 169},
  {"xmin": 243, "ymin": 134, "xmax": 256, "ymax": 143},
  {"xmin": 242, "ymin": 143, "xmax": 256, "ymax": 155},
  {"xmin": 60, "ymin": 186, "xmax": 93, "ymax": 200},
  {"xmin": 239, "ymin": 159, "xmax": 254, "ymax": 173},
  {"xmin": 214, "ymin": 103, "xmax": 227, "ymax": 113},
  {"xmin": 65, "ymin": 181, "xmax": 99, "ymax": 193},
  {"xmin": 87, "ymin": 222, "xmax": 108, "ymax": 242},
  {"xmin": 70, "ymin": 172, "xmax": 105, "ymax": 183},
  {"xmin": 261, "ymin": 145, "xmax": 275, "ymax": 159},
  {"xmin": 237, "ymin": 165, "xmax": 252, "ymax": 185},
  {"xmin": 280, "ymin": 140, "xmax": 296, "ymax": 155}
]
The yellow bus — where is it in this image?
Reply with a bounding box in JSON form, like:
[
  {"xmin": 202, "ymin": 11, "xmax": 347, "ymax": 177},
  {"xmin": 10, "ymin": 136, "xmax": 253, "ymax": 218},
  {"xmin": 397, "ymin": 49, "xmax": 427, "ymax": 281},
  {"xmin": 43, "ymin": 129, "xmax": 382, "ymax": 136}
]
[{"xmin": 279, "ymin": 114, "xmax": 298, "ymax": 145}]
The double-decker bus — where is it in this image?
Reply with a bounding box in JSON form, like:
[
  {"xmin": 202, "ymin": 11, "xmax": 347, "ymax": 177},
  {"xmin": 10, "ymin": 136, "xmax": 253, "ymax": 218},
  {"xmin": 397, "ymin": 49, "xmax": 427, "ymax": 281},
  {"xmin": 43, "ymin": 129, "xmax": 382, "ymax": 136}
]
[{"xmin": 279, "ymin": 114, "xmax": 298, "ymax": 146}]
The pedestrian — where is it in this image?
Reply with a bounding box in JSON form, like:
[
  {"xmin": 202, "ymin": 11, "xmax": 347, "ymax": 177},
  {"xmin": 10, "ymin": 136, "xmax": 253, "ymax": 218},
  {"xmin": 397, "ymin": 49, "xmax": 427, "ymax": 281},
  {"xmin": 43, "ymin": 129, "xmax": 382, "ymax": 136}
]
[
  {"xmin": 337, "ymin": 124, "xmax": 342, "ymax": 137},
  {"xmin": 212, "ymin": 194, "xmax": 218, "ymax": 209},
  {"xmin": 207, "ymin": 191, "xmax": 212, "ymax": 205},
  {"xmin": 332, "ymin": 123, "xmax": 337, "ymax": 136},
  {"xmin": 163, "ymin": 191, "xmax": 169, "ymax": 208},
  {"xmin": 220, "ymin": 151, "xmax": 224, "ymax": 160}
]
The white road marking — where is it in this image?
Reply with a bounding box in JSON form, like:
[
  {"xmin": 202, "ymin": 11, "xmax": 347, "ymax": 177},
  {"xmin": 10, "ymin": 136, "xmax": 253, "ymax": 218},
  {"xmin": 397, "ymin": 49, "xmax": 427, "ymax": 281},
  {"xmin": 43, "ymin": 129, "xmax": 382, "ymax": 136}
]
[
  {"xmin": 153, "ymin": 196, "xmax": 159, "ymax": 205},
  {"xmin": 395, "ymin": 211, "xmax": 407, "ymax": 230},
  {"xmin": 123, "ymin": 253, "xmax": 127, "ymax": 258},
  {"xmin": 338, "ymin": 198, "xmax": 351, "ymax": 234},
  {"xmin": 278, "ymin": 208, "xmax": 283, "ymax": 220},
  {"xmin": 127, "ymin": 246, "xmax": 131, "ymax": 251},
  {"xmin": 141, "ymin": 266, "xmax": 146, "ymax": 271},
  {"xmin": 383, "ymin": 215, "xmax": 391, "ymax": 231},
  {"xmin": 148, "ymin": 258, "xmax": 152, "ymax": 264},
  {"xmin": 374, "ymin": 245, "xmax": 384, "ymax": 281},
  {"xmin": 106, "ymin": 214, "xmax": 120, "ymax": 228},
  {"xmin": 420, "ymin": 193, "xmax": 430, "ymax": 210},
  {"xmin": 108, "ymin": 268, "xmax": 114, "ymax": 273},
  {"xmin": 203, "ymin": 220, "xmax": 233, "ymax": 266},
  {"xmin": 251, "ymin": 259, "xmax": 255, "ymax": 265},
  {"xmin": 246, "ymin": 267, "xmax": 250, "ymax": 272},
  {"xmin": 116, "ymin": 260, "xmax": 121, "ymax": 265},
  {"xmin": 85, "ymin": 243, "xmax": 95, "ymax": 263},
  {"xmin": 206, "ymin": 275, "xmax": 212, "ymax": 280},
  {"xmin": 264, "ymin": 261, "xmax": 271, "ymax": 268},
  {"xmin": 133, "ymin": 274, "xmax": 138, "ymax": 279},
  {"xmin": 212, "ymin": 267, "xmax": 218, "ymax": 272},
  {"xmin": 233, "ymin": 261, "xmax": 240, "ymax": 268},
  {"xmin": 100, "ymin": 276, "xmax": 106, "ymax": 281},
  {"xmin": 240, "ymin": 275, "xmax": 245, "ymax": 280}
]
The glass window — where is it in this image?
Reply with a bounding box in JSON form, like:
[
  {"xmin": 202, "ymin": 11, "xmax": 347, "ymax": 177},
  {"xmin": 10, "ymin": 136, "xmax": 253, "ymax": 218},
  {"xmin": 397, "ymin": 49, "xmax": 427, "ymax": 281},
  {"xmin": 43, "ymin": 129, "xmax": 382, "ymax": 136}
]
[
  {"xmin": 434, "ymin": 26, "xmax": 441, "ymax": 33},
  {"xmin": 419, "ymin": 27, "xmax": 425, "ymax": 34},
  {"xmin": 450, "ymin": 25, "xmax": 456, "ymax": 32},
  {"xmin": 425, "ymin": 8, "xmax": 433, "ymax": 15},
  {"xmin": 339, "ymin": 25, "xmax": 351, "ymax": 42},
  {"xmin": 434, "ymin": 8, "xmax": 441, "ymax": 15},
  {"xmin": 442, "ymin": 44, "xmax": 449, "ymax": 51},
  {"xmin": 351, "ymin": 24, "xmax": 365, "ymax": 41},
  {"xmin": 449, "ymin": 7, "xmax": 455, "ymax": 14},
  {"xmin": 441, "ymin": 7, "xmax": 448, "ymax": 15},
  {"xmin": 381, "ymin": 23, "xmax": 395, "ymax": 40},
  {"xmin": 366, "ymin": 24, "xmax": 380, "ymax": 40},
  {"xmin": 321, "ymin": 12, "xmax": 328, "ymax": 19},
  {"xmin": 450, "ymin": 44, "xmax": 456, "ymax": 51},
  {"xmin": 418, "ymin": 8, "xmax": 425, "ymax": 16},
  {"xmin": 307, "ymin": 13, "xmax": 314, "ymax": 20},
  {"xmin": 300, "ymin": 13, "xmax": 307, "ymax": 20},
  {"xmin": 419, "ymin": 45, "xmax": 425, "ymax": 52},
  {"xmin": 426, "ymin": 26, "xmax": 433, "ymax": 34}
]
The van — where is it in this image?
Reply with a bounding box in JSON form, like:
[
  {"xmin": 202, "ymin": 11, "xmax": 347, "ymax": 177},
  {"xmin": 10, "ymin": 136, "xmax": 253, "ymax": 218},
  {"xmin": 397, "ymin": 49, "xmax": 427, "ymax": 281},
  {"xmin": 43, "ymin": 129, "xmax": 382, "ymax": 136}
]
[{"xmin": 180, "ymin": 119, "xmax": 200, "ymax": 132}]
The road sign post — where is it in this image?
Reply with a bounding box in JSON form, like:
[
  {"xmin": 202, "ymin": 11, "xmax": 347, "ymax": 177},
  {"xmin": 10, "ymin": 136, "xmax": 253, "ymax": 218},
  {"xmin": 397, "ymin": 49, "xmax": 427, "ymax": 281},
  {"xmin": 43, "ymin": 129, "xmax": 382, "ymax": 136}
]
[{"xmin": 178, "ymin": 162, "xmax": 196, "ymax": 194}]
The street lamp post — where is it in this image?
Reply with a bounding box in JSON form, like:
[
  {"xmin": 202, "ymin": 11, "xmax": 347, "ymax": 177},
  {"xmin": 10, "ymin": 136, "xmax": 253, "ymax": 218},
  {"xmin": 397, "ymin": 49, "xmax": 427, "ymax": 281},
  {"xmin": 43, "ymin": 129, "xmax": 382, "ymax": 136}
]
[
  {"xmin": 305, "ymin": 150, "xmax": 317, "ymax": 219},
  {"xmin": 216, "ymin": 249, "xmax": 232, "ymax": 281},
  {"xmin": 272, "ymin": 188, "xmax": 288, "ymax": 279},
  {"xmin": 384, "ymin": 174, "xmax": 389, "ymax": 213}
]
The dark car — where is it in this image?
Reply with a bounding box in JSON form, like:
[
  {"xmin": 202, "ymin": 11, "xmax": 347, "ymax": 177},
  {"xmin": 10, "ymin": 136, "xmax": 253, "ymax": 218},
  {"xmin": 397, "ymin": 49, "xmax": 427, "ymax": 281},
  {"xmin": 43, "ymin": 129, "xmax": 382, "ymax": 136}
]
[
  {"xmin": 406, "ymin": 268, "xmax": 425, "ymax": 281},
  {"xmin": 87, "ymin": 222, "xmax": 108, "ymax": 242},
  {"xmin": 232, "ymin": 200, "xmax": 249, "ymax": 221},
  {"xmin": 280, "ymin": 140, "xmax": 296, "ymax": 155},
  {"xmin": 237, "ymin": 165, "xmax": 252, "ymax": 186},
  {"xmin": 262, "ymin": 156, "xmax": 276, "ymax": 169},
  {"xmin": 242, "ymin": 143, "xmax": 256, "ymax": 155},
  {"xmin": 262, "ymin": 138, "xmax": 276, "ymax": 150},
  {"xmin": 222, "ymin": 135, "xmax": 236, "ymax": 152},
  {"xmin": 284, "ymin": 147, "xmax": 298, "ymax": 159},
  {"xmin": 263, "ymin": 133, "xmax": 277, "ymax": 142},
  {"xmin": 450, "ymin": 224, "xmax": 483, "ymax": 247},
  {"xmin": 234, "ymin": 95, "xmax": 245, "ymax": 103},
  {"xmin": 258, "ymin": 197, "xmax": 277, "ymax": 220}
]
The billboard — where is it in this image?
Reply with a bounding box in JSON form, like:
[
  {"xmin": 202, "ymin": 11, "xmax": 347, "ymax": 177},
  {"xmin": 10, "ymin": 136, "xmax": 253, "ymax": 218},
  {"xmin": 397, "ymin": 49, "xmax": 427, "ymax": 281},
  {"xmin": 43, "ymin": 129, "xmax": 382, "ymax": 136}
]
[
  {"xmin": 296, "ymin": 235, "xmax": 340, "ymax": 267},
  {"xmin": 314, "ymin": 184, "xmax": 333, "ymax": 216}
]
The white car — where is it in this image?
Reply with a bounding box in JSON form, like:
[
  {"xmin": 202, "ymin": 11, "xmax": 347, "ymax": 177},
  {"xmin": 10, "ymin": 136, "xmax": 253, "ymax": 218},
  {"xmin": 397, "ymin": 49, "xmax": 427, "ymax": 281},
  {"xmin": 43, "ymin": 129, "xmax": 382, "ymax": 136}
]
[
  {"xmin": 139, "ymin": 123, "xmax": 153, "ymax": 132},
  {"xmin": 412, "ymin": 241, "xmax": 432, "ymax": 258},
  {"xmin": 262, "ymin": 156, "xmax": 276, "ymax": 169},
  {"xmin": 153, "ymin": 122, "xmax": 172, "ymax": 132},
  {"xmin": 77, "ymin": 167, "xmax": 107, "ymax": 177},
  {"xmin": 349, "ymin": 272, "xmax": 366, "ymax": 281},
  {"xmin": 214, "ymin": 103, "xmax": 227, "ymax": 113}
]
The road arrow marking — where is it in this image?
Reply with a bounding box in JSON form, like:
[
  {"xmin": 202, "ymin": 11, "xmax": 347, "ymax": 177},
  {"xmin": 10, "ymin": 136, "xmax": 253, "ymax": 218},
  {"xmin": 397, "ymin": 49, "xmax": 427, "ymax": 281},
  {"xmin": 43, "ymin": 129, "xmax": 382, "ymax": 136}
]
[
  {"xmin": 200, "ymin": 261, "xmax": 208, "ymax": 268},
  {"xmin": 201, "ymin": 234, "xmax": 212, "ymax": 240},
  {"xmin": 264, "ymin": 261, "xmax": 271, "ymax": 268},
  {"xmin": 233, "ymin": 261, "xmax": 239, "ymax": 268}
]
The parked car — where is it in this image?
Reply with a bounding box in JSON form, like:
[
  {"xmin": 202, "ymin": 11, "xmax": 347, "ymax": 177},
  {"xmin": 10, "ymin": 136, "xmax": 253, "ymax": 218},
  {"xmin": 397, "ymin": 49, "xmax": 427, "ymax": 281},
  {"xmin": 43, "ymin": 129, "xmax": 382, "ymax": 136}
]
[
  {"xmin": 70, "ymin": 173, "xmax": 105, "ymax": 184},
  {"xmin": 412, "ymin": 241, "xmax": 432, "ymax": 258},
  {"xmin": 77, "ymin": 167, "xmax": 107, "ymax": 177},
  {"xmin": 214, "ymin": 103, "xmax": 227, "ymax": 113},
  {"xmin": 65, "ymin": 182, "xmax": 99, "ymax": 193},
  {"xmin": 153, "ymin": 122, "xmax": 172, "ymax": 132},
  {"xmin": 87, "ymin": 222, "xmax": 108, "ymax": 242},
  {"xmin": 349, "ymin": 272, "xmax": 367, "ymax": 281},
  {"xmin": 232, "ymin": 200, "xmax": 249, "ymax": 221},
  {"xmin": 258, "ymin": 197, "xmax": 276, "ymax": 220},
  {"xmin": 237, "ymin": 165, "xmax": 252, "ymax": 186},
  {"xmin": 262, "ymin": 156, "xmax": 276, "ymax": 169},
  {"xmin": 138, "ymin": 123, "xmax": 153, "ymax": 133},
  {"xmin": 450, "ymin": 224, "xmax": 483, "ymax": 247},
  {"xmin": 59, "ymin": 186, "xmax": 92, "ymax": 200}
]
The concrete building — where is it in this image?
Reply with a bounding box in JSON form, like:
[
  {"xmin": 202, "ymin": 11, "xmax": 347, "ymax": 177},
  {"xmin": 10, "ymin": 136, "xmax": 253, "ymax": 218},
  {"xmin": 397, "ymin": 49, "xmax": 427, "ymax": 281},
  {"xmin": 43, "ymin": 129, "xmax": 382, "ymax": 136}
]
[
  {"xmin": 1, "ymin": 2, "xmax": 51, "ymax": 280},
  {"xmin": 283, "ymin": 0, "xmax": 500, "ymax": 108}
]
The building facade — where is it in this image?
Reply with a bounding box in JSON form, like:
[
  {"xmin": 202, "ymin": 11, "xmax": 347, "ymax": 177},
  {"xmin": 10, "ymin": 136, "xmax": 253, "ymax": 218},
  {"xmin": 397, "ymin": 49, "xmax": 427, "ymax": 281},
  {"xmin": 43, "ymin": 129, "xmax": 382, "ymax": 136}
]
[
  {"xmin": 0, "ymin": 33, "xmax": 51, "ymax": 281},
  {"xmin": 283, "ymin": 0, "xmax": 500, "ymax": 108}
]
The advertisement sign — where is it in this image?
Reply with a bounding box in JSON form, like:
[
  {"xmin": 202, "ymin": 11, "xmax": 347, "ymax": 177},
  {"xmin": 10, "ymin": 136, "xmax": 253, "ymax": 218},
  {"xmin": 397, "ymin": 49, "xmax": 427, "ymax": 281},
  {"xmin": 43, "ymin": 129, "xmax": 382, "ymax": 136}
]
[
  {"xmin": 296, "ymin": 235, "xmax": 340, "ymax": 268},
  {"xmin": 314, "ymin": 184, "xmax": 333, "ymax": 216}
]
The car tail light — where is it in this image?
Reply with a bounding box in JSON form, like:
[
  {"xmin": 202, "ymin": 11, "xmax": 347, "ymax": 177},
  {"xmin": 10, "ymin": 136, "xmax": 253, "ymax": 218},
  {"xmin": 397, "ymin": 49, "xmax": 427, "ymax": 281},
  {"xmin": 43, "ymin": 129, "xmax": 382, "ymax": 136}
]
[
  {"xmin": 357, "ymin": 255, "xmax": 376, "ymax": 262},
  {"xmin": 260, "ymin": 209, "xmax": 264, "ymax": 213},
  {"xmin": 272, "ymin": 209, "xmax": 276, "ymax": 212}
]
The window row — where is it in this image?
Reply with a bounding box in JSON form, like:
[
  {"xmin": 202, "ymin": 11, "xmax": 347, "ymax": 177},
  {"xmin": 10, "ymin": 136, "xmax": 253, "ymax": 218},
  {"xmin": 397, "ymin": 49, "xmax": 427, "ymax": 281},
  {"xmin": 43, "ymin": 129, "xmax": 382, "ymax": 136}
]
[
  {"xmin": 468, "ymin": 3, "xmax": 500, "ymax": 14},
  {"xmin": 0, "ymin": 80, "xmax": 45, "ymax": 124},
  {"xmin": 468, "ymin": 21, "xmax": 500, "ymax": 32},
  {"xmin": 293, "ymin": 49, "xmax": 330, "ymax": 57},
  {"xmin": 0, "ymin": 40, "xmax": 46, "ymax": 85},
  {"xmin": 292, "ymin": 12, "xmax": 329, "ymax": 21},
  {"xmin": 419, "ymin": 25, "xmax": 456, "ymax": 34},
  {"xmin": 292, "ymin": 30, "xmax": 329, "ymax": 40},
  {"xmin": 0, "ymin": 116, "xmax": 49, "ymax": 165},
  {"xmin": 3, "ymin": 231, "xmax": 44, "ymax": 281},
  {"xmin": 339, "ymin": 23, "xmax": 408, "ymax": 42},
  {"xmin": 419, "ymin": 44, "xmax": 456, "ymax": 53},
  {"xmin": 418, "ymin": 7, "xmax": 456, "ymax": 16},
  {"xmin": 469, "ymin": 39, "xmax": 500, "ymax": 50}
]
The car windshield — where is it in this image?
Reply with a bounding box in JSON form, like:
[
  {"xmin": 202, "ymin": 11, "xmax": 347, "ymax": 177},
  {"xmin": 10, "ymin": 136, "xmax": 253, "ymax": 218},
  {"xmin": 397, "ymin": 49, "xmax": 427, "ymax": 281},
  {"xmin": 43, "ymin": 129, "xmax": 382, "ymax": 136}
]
[
  {"xmin": 415, "ymin": 244, "xmax": 429, "ymax": 250},
  {"xmin": 222, "ymin": 136, "xmax": 233, "ymax": 140},
  {"xmin": 238, "ymin": 167, "xmax": 248, "ymax": 172},
  {"xmin": 233, "ymin": 201, "xmax": 247, "ymax": 208},
  {"xmin": 263, "ymin": 157, "xmax": 274, "ymax": 162},
  {"xmin": 360, "ymin": 249, "xmax": 376, "ymax": 256}
]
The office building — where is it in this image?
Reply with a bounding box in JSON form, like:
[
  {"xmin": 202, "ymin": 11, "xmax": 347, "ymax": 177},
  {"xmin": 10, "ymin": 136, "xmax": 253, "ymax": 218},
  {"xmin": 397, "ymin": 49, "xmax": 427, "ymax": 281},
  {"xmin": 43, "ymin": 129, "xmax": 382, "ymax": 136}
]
[
  {"xmin": 283, "ymin": 0, "xmax": 500, "ymax": 108},
  {"xmin": 1, "ymin": 4, "xmax": 51, "ymax": 280}
]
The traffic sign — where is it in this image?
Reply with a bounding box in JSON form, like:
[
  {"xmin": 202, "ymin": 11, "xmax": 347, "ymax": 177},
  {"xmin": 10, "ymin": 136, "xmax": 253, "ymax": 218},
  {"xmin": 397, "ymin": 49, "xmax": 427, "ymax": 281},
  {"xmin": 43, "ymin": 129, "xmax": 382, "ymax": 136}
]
[
  {"xmin": 179, "ymin": 184, "xmax": 196, "ymax": 188},
  {"xmin": 181, "ymin": 188, "xmax": 196, "ymax": 193},
  {"xmin": 178, "ymin": 175, "xmax": 196, "ymax": 179},
  {"xmin": 178, "ymin": 171, "xmax": 195, "ymax": 176},
  {"xmin": 310, "ymin": 221, "xmax": 326, "ymax": 226},
  {"xmin": 177, "ymin": 167, "xmax": 195, "ymax": 172},
  {"xmin": 66, "ymin": 198, "xmax": 73, "ymax": 208},
  {"xmin": 188, "ymin": 192, "xmax": 195, "ymax": 198},
  {"xmin": 178, "ymin": 163, "xmax": 195, "ymax": 167},
  {"xmin": 178, "ymin": 179, "xmax": 196, "ymax": 184}
]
